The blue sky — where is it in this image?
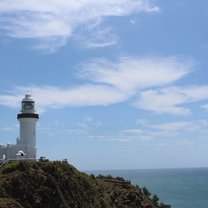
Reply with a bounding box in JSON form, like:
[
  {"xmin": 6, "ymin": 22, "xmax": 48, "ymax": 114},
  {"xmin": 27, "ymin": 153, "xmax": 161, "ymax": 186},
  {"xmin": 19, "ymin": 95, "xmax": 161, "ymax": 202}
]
[{"xmin": 0, "ymin": 0, "xmax": 208, "ymax": 170}]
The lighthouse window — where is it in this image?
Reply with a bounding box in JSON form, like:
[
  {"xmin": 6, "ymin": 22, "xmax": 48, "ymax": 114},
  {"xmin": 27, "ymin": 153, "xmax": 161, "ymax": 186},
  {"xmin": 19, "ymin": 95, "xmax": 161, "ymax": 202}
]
[{"xmin": 22, "ymin": 101, "xmax": 34, "ymax": 110}]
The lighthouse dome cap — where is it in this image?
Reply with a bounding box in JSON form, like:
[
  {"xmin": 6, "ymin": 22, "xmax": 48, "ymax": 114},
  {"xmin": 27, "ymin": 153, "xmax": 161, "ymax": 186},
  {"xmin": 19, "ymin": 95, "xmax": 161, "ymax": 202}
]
[
  {"xmin": 16, "ymin": 150, "xmax": 26, "ymax": 156},
  {"xmin": 22, "ymin": 94, "xmax": 34, "ymax": 102}
]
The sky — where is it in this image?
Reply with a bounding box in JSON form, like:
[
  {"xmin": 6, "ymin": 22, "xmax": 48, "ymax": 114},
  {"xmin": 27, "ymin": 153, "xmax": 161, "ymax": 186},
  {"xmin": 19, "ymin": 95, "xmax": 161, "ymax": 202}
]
[{"xmin": 0, "ymin": 0, "xmax": 208, "ymax": 170}]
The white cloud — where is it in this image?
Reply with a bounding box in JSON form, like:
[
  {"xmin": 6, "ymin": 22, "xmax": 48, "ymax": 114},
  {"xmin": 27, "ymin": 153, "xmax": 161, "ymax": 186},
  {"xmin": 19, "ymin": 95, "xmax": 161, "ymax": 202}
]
[
  {"xmin": 202, "ymin": 104, "xmax": 208, "ymax": 111},
  {"xmin": 136, "ymin": 86, "xmax": 208, "ymax": 115},
  {"xmin": 130, "ymin": 19, "xmax": 136, "ymax": 24},
  {"xmin": 0, "ymin": 85, "xmax": 127, "ymax": 112},
  {"xmin": 77, "ymin": 27, "xmax": 119, "ymax": 48},
  {"xmin": 0, "ymin": 56, "xmax": 194, "ymax": 112},
  {"xmin": 120, "ymin": 129, "xmax": 153, "ymax": 141},
  {"xmin": 0, "ymin": 85, "xmax": 121, "ymax": 112},
  {"xmin": 149, "ymin": 120, "xmax": 208, "ymax": 140},
  {"xmin": 0, "ymin": 94, "xmax": 22, "ymax": 108},
  {"xmin": 121, "ymin": 129, "xmax": 143, "ymax": 134},
  {"xmin": 32, "ymin": 37, "xmax": 68, "ymax": 53},
  {"xmin": 0, "ymin": 126, "xmax": 15, "ymax": 132},
  {"xmin": 136, "ymin": 89, "xmax": 191, "ymax": 115},
  {"xmin": 88, "ymin": 135, "xmax": 132, "ymax": 142},
  {"xmin": 151, "ymin": 120, "xmax": 208, "ymax": 133},
  {"xmin": 102, "ymin": 138, "xmax": 131, "ymax": 142},
  {"xmin": 79, "ymin": 57, "xmax": 191, "ymax": 92},
  {"xmin": 119, "ymin": 119, "xmax": 208, "ymax": 142},
  {"xmin": 76, "ymin": 116, "xmax": 102, "ymax": 131},
  {"xmin": 0, "ymin": 0, "xmax": 159, "ymax": 51}
]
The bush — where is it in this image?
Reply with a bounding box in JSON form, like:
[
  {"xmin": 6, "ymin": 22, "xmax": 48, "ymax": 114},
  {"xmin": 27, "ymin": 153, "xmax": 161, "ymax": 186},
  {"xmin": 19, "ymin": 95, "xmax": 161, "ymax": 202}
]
[
  {"xmin": 142, "ymin": 187, "xmax": 151, "ymax": 196},
  {"xmin": 90, "ymin": 174, "xmax": 96, "ymax": 179},
  {"xmin": 106, "ymin": 175, "xmax": 113, "ymax": 179},
  {"xmin": 152, "ymin": 194, "xmax": 159, "ymax": 203},
  {"xmin": 1, "ymin": 161, "xmax": 20, "ymax": 174},
  {"xmin": 116, "ymin": 176, "xmax": 125, "ymax": 181}
]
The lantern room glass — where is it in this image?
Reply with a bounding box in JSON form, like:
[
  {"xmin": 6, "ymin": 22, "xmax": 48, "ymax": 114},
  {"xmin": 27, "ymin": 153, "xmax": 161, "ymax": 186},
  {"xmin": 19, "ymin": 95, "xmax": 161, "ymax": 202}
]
[{"xmin": 22, "ymin": 101, "xmax": 34, "ymax": 111}]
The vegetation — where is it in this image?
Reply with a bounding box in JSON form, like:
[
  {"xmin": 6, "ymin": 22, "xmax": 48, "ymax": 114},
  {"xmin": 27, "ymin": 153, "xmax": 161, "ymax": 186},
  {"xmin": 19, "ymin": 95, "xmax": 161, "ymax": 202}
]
[
  {"xmin": 0, "ymin": 161, "xmax": 171, "ymax": 208},
  {"xmin": 142, "ymin": 186, "xmax": 151, "ymax": 196}
]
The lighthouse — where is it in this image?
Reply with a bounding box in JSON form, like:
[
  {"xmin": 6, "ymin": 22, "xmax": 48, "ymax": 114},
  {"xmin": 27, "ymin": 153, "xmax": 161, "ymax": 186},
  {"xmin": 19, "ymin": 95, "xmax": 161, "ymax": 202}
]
[
  {"xmin": 0, "ymin": 94, "xmax": 39, "ymax": 160},
  {"xmin": 17, "ymin": 94, "xmax": 39, "ymax": 159}
]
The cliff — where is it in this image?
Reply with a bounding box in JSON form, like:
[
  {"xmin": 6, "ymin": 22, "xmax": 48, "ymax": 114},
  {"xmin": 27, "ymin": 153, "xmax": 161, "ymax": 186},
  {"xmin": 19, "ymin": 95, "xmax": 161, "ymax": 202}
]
[{"xmin": 0, "ymin": 160, "xmax": 171, "ymax": 208}]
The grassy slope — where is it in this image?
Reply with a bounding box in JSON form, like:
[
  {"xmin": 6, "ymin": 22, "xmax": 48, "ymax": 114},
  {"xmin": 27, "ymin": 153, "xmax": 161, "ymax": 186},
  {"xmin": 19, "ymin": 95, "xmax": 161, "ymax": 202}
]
[{"xmin": 0, "ymin": 161, "xmax": 171, "ymax": 208}]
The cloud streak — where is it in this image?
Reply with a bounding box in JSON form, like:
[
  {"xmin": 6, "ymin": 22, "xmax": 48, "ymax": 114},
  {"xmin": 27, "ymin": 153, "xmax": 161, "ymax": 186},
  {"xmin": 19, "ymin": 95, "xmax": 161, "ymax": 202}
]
[
  {"xmin": 0, "ymin": 56, "xmax": 197, "ymax": 114},
  {"xmin": 0, "ymin": 0, "xmax": 159, "ymax": 51},
  {"xmin": 118, "ymin": 119, "xmax": 208, "ymax": 142},
  {"xmin": 150, "ymin": 120, "xmax": 208, "ymax": 133},
  {"xmin": 0, "ymin": 85, "xmax": 127, "ymax": 113},
  {"xmin": 79, "ymin": 57, "xmax": 191, "ymax": 92},
  {"xmin": 202, "ymin": 104, "xmax": 208, "ymax": 111},
  {"xmin": 136, "ymin": 86, "xmax": 208, "ymax": 115}
]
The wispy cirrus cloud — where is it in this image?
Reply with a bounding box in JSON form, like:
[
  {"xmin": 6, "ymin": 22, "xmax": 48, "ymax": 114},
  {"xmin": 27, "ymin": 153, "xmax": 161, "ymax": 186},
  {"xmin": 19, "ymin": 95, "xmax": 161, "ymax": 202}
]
[
  {"xmin": 136, "ymin": 85, "xmax": 208, "ymax": 115},
  {"xmin": 0, "ymin": 84, "xmax": 128, "ymax": 113},
  {"xmin": 0, "ymin": 0, "xmax": 159, "ymax": 51},
  {"xmin": 119, "ymin": 119, "xmax": 208, "ymax": 142},
  {"xmin": 0, "ymin": 94, "xmax": 23, "ymax": 108},
  {"xmin": 89, "ymin": 119, "xmax": 208, "ymax": 143},
  {"xmin": 202, "ymin": 104, "xmax": 208, "ymax": 111},
  {"xmin": 150, "ymin": 120, "xmax": 208, "ymax": 133},
  {"xmin": 77, "ymin": 26, "xmax": 119, "ymax": 48},
  {"xmin": 78, "ymin": 56, "xmax": 191, "ymax": 92},
  {"xmin": 0, "ymin": 56, "xmax": 192, "ymax": 112},
  {"xmin": 0, "ymin": 126, "xmax": 16, "ymax": 132}
]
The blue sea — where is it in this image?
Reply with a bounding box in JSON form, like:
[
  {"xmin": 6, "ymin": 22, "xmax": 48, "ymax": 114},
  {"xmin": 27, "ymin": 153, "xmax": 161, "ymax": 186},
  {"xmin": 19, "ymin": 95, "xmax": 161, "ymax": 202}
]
[{"xmin": 87, "ymin": 167, "xmax": 208, "ymax": 208}]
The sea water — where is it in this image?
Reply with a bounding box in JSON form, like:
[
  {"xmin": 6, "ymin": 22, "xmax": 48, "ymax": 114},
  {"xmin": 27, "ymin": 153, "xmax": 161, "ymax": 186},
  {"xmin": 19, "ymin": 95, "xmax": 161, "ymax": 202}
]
[{"xmin": 87, "ymin": 168, "xmax": 208, "ymax": 208}]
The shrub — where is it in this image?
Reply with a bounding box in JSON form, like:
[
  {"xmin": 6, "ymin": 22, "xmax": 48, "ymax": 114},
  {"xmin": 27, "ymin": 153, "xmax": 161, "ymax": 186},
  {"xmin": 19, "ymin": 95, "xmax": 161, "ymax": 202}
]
[
  {"xmin": 152, "ymin": 194, "xmax": 159, "ymax": 203},
  {"xmin": 116, "ymin": 176, "xmax": 125, "ymax": 181},
  {"xmin": 90, "ymin": 174, "xmax": 96, "ymax": 179},
  {"xmin": 142, "ymin": 187, "xmax": 151, "ymax": 196}
]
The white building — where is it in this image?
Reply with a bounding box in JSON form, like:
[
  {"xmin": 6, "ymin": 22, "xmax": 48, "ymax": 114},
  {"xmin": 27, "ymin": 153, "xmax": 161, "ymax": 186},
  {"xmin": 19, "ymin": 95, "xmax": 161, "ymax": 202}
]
[{"xmin": 0, "ymin": 95, "xmax": 39, "ymax": 160}]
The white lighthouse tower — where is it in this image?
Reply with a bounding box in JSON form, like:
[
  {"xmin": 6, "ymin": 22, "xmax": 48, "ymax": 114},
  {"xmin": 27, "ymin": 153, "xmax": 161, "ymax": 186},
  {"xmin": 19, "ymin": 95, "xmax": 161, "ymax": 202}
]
[{"xmin": 17, "ymin": 94, "xmax": 39, "ymax": 159}]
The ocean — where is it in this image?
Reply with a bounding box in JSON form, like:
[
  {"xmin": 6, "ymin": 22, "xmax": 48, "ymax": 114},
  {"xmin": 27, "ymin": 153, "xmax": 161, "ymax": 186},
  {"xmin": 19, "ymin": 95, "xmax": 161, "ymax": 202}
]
[{"xmin": 87, "ymin": 167, "xmax": 208, "ymax": 208}]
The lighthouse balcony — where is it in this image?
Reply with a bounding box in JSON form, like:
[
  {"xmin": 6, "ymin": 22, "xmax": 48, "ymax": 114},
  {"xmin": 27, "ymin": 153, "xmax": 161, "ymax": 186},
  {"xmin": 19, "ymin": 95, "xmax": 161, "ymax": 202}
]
[{"xmin": 17, "ymin": 113, "xmax": 39, "ymax": 119}]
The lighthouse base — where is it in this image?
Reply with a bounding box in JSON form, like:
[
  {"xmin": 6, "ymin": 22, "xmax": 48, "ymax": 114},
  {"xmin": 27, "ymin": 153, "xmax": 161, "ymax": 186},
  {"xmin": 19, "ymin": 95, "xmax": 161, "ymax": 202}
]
[{"xmin": 0, "ymin": 143, "xmax": 36, "ymax": 160}]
